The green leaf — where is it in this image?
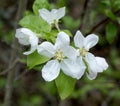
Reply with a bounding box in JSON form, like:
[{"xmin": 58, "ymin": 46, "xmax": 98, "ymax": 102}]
[
  {"xmin": 57, "ymin": 0, "xmax": 67, "ymax": 7},
  {"xmin": 42, "ymin": 30, "xmax": 73, "ymax": 42},
  {"xmin": 117, "ymin": 17, "xmax": 120, "ymax": 24},
  {"xmin": 99, "ymin": 1, "xmax": 110, "ymax": 13},
  {"xmin": 33, "ymin": 0, "xmax": 49, "ymax": 14},
  {"xmin": 104, "ymin": 9, "xmax": 116, "ymax": 20},
  {"xmin": 42, "ymin": 30, "xmax": 58, "ymax": 42},
  {"xmin": 101, "ymin": 0, "xmax": 111, "ymax": 6},
  {"xmin": 62, "ymin": 30, "xmax": 73, "ymax": 37},
  {"xmin": 106, "ymin": 22, "xmax": 117, "ymax": 44},
  {"xmin": 55, "ymin": 72, "xmax": 76, "ymax": 100},
  {"xmin": 19, "ymin": 15, "xmax": 51, "ymax": 33},
  {"xmin": 27, "ymin": 51, "xmax": 50, "ymax": 69},
  {"xmin": 112, "ymin": 0, "xmax": 120, "ymax": 11},
  {"xmin": 62, "ymin": 16, "xmax": 81, "ymax": 30}
]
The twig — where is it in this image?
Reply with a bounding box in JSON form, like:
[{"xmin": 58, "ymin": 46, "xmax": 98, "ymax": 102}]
[
  {"xmin": 80, "ymin": 0, "xmax": 94, "ymax": 32},
  {"xmin": 87, "ymin": 10, "xmax": 120, "ymax": 35},
  {"xmin": 0, "ymin": 58, "xmax": 20, "ymax": 75},
  {"xmin": 14, "ymin": 69, "xmax": 28, "ymax": 81},
  {"xmin": 3, "ymin": 0, "xmax": 27, "ymax": 106},
  {"xmin": 87, "ymin": 17, "xmax": 109, "ymax": 35}
]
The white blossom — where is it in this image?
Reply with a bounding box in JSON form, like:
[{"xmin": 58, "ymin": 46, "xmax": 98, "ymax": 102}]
[
  {"xmin": 15, "ymin": 28, "xmax": 38, "ymax": 55},
  {"xmin": 74, "ymin": 30, "xmax": 108, "ymax": 80},
  {"xmin": 39, "ymin": 7, "xmax": 65, "ymax": 30},
  {"xmin": 37, "ymin": 31, "xmax": 85, "ymax": 81}
]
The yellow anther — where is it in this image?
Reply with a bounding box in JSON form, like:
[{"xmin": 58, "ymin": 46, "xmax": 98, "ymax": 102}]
[
  {"xmin": 80, "ymin": 48, "xmax": 88, "ymax": 57},
  {"xmin": 54, "ymin": 49, "xmax": 65, "ymax": 61}
]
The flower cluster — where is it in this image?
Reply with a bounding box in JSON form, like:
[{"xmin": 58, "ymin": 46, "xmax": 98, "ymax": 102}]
[{"xmin": 15, "ymin": 7, "xmax": 108, "ymax": 82}]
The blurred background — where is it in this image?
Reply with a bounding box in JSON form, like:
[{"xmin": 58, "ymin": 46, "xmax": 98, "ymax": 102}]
[{"xmin": 0, "ymin": 0, "xmax": 120, "ymax": 106}]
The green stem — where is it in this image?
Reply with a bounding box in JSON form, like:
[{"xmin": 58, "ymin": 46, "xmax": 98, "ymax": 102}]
[
  {"xmin": 83, "ymin": 57, "xmax": 89, "ymax": 73},
  {"xmin": 55, "ymin": 22, "xmax": 60, "ymax": 32}
]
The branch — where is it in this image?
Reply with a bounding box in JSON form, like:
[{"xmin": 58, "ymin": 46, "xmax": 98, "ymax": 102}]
[
  {"xmin": 87, "ymin": 10, "xmax": 120, "ymax": 35},
  {"xmin": 3, "ymin": 0, "xmax": 27, "ymax": 106},
  {"xmin": 80, "ymin": 0, "xmax": 94, "ymax": 31},
  {"xmin": 0, "ymin": 58, "xmax": 20, "ymax": 75},
  {"xmin": 14, "ymin": 69, "xmax": 28, "ymax": 81}
]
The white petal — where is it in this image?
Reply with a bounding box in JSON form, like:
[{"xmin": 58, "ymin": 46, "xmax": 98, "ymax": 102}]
[
  {"xmin": 37, "ymin": 41, "xmax": 55, "ymax": 58},
  {"xmin": 74, "ymin": 30, "xmax": 84, "ymax": 49},
  {"xmin": 95, "ymin": 57, "xmax": 108, "ymax": 71},
  {"xmin": 29, "ymin": 34, "xmax": 38, "ymax": 46},
  {"xmin": 55, "ymin": 31, "xmax": 70, "ymax": 49},
  {"xmin": 52, "ymin": 7, "xmax": 65, "ymax": 20},
  {"xmin": 51, "ymin": 9, "xmax": 57, "ymax": 13},
  {"xmin": 28, "ymin": 32, "xmax": 39, "ymax": 54},
  {"xmin": 62, "ymin": 46, "xmax": 78, "ymax": 60},
  {"xmin": 39, "ymin": 8, "xmax": 52, "ymax": 24},
  {"xmin": 15, "ymin": 28, "xmax": 36, "ymax": 45},
  {"xmin": 15, "ymin": 28, "xmax": 38, "ymax": 55},
  {"xmin": 23, "ymin": 45, "xmax": 36, "ymax": 55},
  {"xmin": 61, "ymin": 58, "xmax": 86, "ymax": 79},
  {"xmin": 51, "ymin": 9, "xmax": 58, "ymax": 20},
  {"xmin": 42, "ymin": 60, "xmax": 60, "ymax": 81},
  {"xmin": 84, "ymin": 34, "xmax": 99, "ymax": 51},
  {"xmin": 86, "ymin": 70, "xmax": 97, "ymax": 80},
  {"xmin": 85, "ymin": 53, "xmax": 103, "ymax": 73}
]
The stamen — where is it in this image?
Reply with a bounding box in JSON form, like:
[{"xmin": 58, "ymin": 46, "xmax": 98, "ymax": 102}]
[
  {"xmin": 53, "ymin": 20, "xmax": 60, "ymax": 31},
  {"xmin": 54, "ymin": 49, "xmax": 65, "ymax": 61},
  {"xmin": 80, "ymin": 48, "xmax": 88, "ymax": 57}
]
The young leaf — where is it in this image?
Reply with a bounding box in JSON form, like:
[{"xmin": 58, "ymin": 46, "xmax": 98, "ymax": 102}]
[
  {"xmin": 33, "ymin": 0, "xmax": 49, "ymax": 14},
  {"xmin": 42, "ymin": 30, "xmax": 58, "ymax": 43},
  {"xmin": 104, "ymin": 9, "xmax": 115, "ymax": 20},
  {"xmin": 55, "ymin": 72, "xmax": 76, "ymax": 100},
  {"xmin": 106, "ymin": 22, "xmax": 117, "ymax": 44},
  {"xmin": 57, "ymin": 0, "xmax": 67, "ymax": 7},
  {"xmin": 62, "ymin": 30, "xmax": 73, "ymax": 37},
  {"xmin": 27, "ymin": 51, "xmax": 50, "ymax": 69},
  {"xmin": 117, "ymin": 17, "xmax": 120, "ymax": 24},
  {"xmin": 42, "ymin": 30, "xmax": 72, "ymax": 43},
  {"xmin": 62, "ymin": 16, "xmax": 81, "ymax": 30},
  {"xmin": 112, "ymin": 0, "xmax": 120, "ymax": 11},
  {"xmin": 19, "ymin": 15, "xmax": 51, "ymax": 33},
  {"xmin": 101, "ymin": 0, "xmax": 110, "ymax": 6}
]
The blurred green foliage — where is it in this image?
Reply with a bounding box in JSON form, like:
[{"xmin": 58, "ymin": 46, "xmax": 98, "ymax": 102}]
[{"xmin": 62, "ymin": 16, "xmax": 81, "ymax": 32}]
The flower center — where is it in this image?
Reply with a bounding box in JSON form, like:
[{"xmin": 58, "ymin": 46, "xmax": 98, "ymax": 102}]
[
  {"xmin": 53, "ymin": 19, "xmax": 57, "ymax": 23},
  {"xmin": 54, "ymin": 49, "xmax": 65, "ymax": 61},
  {"xmin": 52, "ymin": 19, "xmax": 60, "ymax": 31},
  {"xmin": 79, "ymin": 48, "xmax": 88, "ymax": 57}
]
